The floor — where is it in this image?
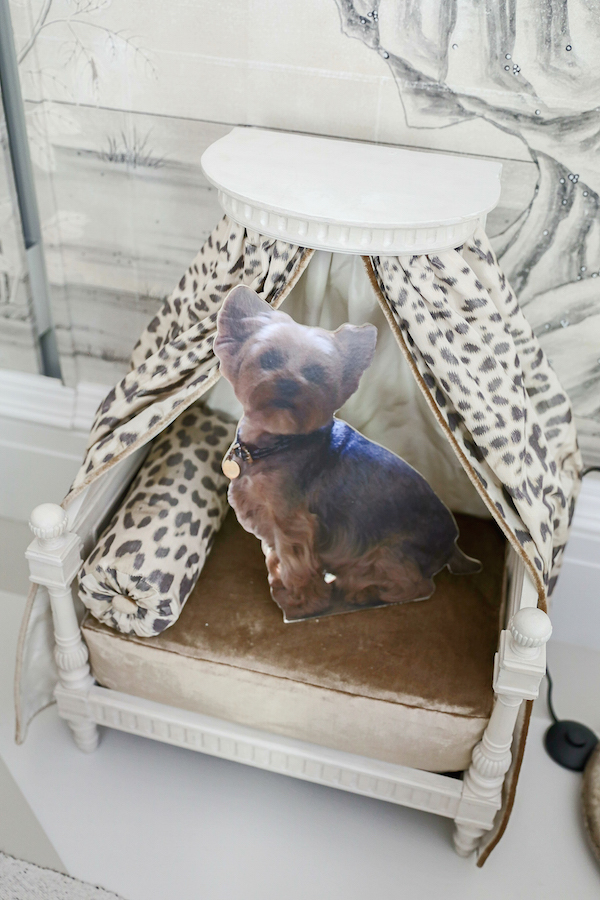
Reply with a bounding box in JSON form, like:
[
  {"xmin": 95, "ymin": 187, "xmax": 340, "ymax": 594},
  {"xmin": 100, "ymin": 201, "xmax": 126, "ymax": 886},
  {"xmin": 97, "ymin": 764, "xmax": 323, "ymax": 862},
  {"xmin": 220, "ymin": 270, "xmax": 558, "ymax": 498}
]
[{"xmin": 1, "ymin": 576, "xmax": 600, "ymax": 899}]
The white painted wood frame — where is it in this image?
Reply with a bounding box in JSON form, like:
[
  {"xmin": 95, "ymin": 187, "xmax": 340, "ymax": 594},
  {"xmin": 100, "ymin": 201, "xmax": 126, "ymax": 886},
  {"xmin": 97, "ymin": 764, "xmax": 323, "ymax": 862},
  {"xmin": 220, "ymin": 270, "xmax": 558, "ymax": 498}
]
[{"xmin": 25, "ymin": 465, "xmax": 550, "ymax": 860}]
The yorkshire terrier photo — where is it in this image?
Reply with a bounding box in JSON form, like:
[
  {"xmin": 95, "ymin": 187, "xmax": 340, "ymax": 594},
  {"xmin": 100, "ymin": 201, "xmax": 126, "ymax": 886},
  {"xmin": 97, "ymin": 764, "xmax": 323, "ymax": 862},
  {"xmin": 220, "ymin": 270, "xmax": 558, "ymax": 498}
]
[{"xmin": 214, "ymin": 284, "xmax": 481, "ymax": 622}]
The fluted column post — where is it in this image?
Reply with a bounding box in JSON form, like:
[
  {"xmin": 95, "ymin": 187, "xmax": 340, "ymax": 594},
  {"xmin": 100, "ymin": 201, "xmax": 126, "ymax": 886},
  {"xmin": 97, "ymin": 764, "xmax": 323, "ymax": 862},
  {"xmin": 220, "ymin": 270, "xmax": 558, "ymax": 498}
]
[
  {"xmin": 453, "ymin": 607, "xmax": 552, "ymax": 857},
  {"xmin": 26, "ymin": 503, "xmax": 99, "ymax": 752}
]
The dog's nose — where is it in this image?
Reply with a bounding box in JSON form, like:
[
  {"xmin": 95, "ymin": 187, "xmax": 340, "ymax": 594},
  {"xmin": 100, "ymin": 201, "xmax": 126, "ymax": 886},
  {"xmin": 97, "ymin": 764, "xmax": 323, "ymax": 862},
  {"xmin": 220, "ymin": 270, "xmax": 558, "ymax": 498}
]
[
  {"xmin": 272, "ymin": 378, "xmax": 300, "ymax": 410},
  {"xmin": 276, "ymin": 379, "xmax": 301, "ymax": 399}
]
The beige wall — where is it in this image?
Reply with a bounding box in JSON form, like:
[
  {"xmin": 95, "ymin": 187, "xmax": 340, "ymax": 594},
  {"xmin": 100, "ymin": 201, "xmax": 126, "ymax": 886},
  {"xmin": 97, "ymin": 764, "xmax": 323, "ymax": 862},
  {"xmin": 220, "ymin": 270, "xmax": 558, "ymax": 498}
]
[{"xmin": 1, "ymin": 0, "xmax": 599, "ymax": 460}]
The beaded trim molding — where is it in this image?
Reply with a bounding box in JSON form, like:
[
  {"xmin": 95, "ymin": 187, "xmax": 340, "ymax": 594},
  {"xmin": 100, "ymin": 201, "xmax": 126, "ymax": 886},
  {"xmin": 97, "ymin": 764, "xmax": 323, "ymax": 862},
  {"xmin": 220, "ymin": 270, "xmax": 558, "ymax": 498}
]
[{"xmin": 218, "ymin": 191, "xmax": 484, "ymax": 256}]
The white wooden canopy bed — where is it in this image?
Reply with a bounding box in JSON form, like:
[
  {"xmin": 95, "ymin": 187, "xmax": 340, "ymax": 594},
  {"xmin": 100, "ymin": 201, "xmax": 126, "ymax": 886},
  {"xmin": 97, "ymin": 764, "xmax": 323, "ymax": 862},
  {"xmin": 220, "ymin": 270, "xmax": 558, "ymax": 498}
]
[{"xmin": 17, "ymin": 128, "xmax": 580, "ymax": 865}]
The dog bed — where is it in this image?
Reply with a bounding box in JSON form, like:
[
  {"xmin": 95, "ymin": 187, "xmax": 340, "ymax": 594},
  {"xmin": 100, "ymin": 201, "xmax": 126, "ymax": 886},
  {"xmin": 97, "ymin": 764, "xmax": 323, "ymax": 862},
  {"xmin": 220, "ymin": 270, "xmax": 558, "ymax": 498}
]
[
  {"xmin": 16, "ymin": 146, "xmax": 581, "ymax": 862},
  {"xmin": 78, "ymin": 402, "xmax": 235, "ymax": 636},
  {"xmin": 82, "ymin": 508, "xmax": 506, "ymax": 773}
]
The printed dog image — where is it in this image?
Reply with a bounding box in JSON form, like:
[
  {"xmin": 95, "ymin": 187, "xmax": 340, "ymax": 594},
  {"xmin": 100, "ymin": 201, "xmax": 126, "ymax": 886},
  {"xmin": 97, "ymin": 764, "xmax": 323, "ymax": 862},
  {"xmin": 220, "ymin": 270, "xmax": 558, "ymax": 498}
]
[{"xmin": 214, "ymin": 285, "xmax": 481, "ymax": 622}]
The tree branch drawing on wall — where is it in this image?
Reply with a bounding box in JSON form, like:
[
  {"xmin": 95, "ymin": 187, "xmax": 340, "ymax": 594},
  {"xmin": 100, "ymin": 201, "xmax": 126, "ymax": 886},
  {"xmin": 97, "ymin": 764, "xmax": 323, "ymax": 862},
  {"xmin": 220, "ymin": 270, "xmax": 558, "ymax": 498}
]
[
  {"xmin": 0, "ymin": 0, "xmax": 156, "ymax": 326},
  {"xmin": 11, "ymin": 0, "xmax": 155, "ymax": 172},
  {"xmin": 17, "ymin": 0, "xmax": 154, "ymax": 92},
  {"xmin": 334, "ymin": 0, "xmax": 600, "ymax": 436}
]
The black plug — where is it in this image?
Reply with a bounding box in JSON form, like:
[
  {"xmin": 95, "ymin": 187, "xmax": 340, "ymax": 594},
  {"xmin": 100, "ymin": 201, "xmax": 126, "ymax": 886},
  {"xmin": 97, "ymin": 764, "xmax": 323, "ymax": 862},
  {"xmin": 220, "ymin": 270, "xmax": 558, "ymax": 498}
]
[{"xmin": 544, "ymin": 669, "xmax": 598, "ymax": 771}]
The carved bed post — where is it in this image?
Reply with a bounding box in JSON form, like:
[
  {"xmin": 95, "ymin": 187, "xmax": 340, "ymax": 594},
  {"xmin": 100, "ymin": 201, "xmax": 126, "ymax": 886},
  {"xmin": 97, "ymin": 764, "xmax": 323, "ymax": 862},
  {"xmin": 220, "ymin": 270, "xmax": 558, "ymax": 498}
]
[
  {"xmin": 453, "ymin": 606, "xmax": 552, "ymax": 857},
  {"xmin": 26, "ymin": 503, "xmax": 99, "ymax": 752}
]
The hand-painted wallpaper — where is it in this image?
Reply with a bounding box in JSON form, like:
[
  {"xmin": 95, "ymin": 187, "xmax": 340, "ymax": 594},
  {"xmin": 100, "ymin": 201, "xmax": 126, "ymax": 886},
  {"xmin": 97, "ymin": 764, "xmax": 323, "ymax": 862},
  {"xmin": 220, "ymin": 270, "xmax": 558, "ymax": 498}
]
[
  {"xmin": 1, "ymin": 0, "xmax": 599, "ymax": 460},
  {"xmin": 0, "ymin": 103, "xmax": 39, "ymax": 372}
]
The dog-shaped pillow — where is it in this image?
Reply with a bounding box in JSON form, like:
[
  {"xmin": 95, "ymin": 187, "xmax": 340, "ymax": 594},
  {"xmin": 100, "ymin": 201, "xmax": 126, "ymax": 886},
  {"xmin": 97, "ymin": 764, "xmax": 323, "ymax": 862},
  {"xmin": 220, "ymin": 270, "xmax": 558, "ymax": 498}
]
[{"xmin": 214, "ymin": 284, "xmax": 480, "ymax": 621}]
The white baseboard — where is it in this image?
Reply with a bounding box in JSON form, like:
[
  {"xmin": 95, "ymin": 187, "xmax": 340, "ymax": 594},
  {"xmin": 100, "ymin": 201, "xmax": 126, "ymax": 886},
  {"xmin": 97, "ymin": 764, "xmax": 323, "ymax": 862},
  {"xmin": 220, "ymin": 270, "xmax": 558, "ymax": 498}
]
[
  {"xmin": 0, "ymin": 369, "xmax": 109, "ymax": 433},
  {"xmin": 0, "ymin": 370, "xmax": 109, "ymax": 521},
  {"xmin": 569, "ymin": 474, "xmax": 600, "ymax": 550}
]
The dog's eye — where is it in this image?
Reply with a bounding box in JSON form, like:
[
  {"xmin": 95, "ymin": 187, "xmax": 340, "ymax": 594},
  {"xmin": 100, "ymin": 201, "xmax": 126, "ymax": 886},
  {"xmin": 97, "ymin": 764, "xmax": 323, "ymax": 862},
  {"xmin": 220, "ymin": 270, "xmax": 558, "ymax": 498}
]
[
  {"xmin": 260, "ymin": 349, "xmax": 286, "ymax": 370},
  {"xmin": 302, "ymin": 364, "xmax": 326, "ymax": 384}
]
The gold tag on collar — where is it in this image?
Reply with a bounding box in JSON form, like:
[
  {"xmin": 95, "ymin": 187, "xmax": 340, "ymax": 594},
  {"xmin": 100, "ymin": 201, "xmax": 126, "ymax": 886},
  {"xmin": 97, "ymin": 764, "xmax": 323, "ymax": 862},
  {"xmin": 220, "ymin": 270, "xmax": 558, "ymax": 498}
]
[{"xmin": 222, "ymin": 457, "xmax": 240, "ymax": 479}]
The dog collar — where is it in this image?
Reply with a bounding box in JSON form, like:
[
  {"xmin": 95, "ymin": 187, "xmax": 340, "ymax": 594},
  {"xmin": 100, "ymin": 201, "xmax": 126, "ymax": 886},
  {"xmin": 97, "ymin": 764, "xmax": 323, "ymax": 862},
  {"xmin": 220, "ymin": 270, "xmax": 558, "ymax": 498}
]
[{"xmin": 222, "ymin": 425, "xmax": 332, "ymax": 480}]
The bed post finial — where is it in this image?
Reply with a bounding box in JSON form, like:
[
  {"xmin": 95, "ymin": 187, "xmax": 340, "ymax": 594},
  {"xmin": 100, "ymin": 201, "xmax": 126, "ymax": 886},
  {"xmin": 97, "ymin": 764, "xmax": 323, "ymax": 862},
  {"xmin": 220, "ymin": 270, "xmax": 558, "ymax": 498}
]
[
  {"xmin": 29, "ymin": 503, "xmax": 69, "ymax": 545},
  {"xmin": 27, "ymin": 503, "xmax": 99, "ymax": 753},
  {"xmin": 509, "ymin": 607, "xmax": 553, "ymax": 658}
]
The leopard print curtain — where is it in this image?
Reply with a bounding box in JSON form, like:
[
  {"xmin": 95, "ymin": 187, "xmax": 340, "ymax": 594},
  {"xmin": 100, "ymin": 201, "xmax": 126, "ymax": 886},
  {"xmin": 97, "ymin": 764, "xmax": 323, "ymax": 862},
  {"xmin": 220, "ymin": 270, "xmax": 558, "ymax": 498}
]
[
  {"xmin": 65, "ymin": 215, "xmax": 314, "ymax": 506},
  {"xmin": 366, "ymin": 228, "xmax": 581, "ymax": 599},
  {"xmin": 67, "ymin": 216, "xmax": 580, "ymax": 601}
]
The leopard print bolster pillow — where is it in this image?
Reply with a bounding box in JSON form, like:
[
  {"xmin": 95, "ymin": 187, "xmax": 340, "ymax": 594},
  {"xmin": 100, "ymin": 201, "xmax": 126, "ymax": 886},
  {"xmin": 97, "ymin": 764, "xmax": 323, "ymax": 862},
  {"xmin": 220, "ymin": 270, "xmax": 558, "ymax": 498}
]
[{"xmin": 78, "ymin": 403, "xmax": 235, "ymax": 636}]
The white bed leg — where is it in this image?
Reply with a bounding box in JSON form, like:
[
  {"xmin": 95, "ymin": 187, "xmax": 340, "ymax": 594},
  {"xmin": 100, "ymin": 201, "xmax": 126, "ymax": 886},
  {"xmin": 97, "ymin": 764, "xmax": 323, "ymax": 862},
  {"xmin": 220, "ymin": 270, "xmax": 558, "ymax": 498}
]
[
  {"xmin": 27, "ymin": 504, "xmax": 99, "ymax": 753},
  {"xmin": 453, "ymin": 606, "xmax": 552, "ymax": 857}
]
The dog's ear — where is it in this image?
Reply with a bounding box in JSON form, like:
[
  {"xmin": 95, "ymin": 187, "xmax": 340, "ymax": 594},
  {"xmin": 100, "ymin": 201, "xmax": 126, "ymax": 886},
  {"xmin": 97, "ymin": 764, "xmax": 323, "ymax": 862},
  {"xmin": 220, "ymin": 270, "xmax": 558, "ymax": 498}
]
[
  {"xmin": 214, "ymin": 285, "xmax": 274, "ymax": 381},
  {"xmin": 334, "ymin": 323, "xmax": 377, "ymax": 406}
]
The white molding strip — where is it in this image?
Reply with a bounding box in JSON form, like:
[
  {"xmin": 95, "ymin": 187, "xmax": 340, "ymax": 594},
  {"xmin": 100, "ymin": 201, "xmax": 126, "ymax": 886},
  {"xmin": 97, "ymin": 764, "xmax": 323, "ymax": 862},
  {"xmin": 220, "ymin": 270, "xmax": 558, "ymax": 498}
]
[
  {"xmin": 574, "ymin": 430, "xmax": 600, "ymax": 470},
  {"xmin": 218, "ymin": 190, "xmax": 481, "ymax": 256},
  {"xmin": 570, "ymin": 474, "xmax": 600, "ymax": 545},
  {"xmin": 56, "ymin": 685, "xmax": 463, "ymax": 818},
  {"xmin": 549, "ymin": 475, "xmax": 600, "ymax": 651},
  {"xmin": 0, "ymin": 369, "xmax": 109, "ymax": 433}
]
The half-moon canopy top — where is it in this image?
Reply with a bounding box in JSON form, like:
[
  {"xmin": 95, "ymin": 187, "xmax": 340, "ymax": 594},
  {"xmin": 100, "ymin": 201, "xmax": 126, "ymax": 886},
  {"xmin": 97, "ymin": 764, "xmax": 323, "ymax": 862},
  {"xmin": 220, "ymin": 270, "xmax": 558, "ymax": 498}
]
[{"xmin": 201, "ymin": 127, "xmax": 502, "ymax": 255}]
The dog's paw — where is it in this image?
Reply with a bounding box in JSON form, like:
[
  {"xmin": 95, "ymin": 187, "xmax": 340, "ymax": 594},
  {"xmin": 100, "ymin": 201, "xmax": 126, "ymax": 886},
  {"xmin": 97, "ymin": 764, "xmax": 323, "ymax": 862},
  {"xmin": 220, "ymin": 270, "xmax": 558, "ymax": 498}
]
[
  {"xmin": 275, "ymin": 575, "xmax": 334, "ymax": 619},
  {"xmin": 267, "ymin": 569, "xmax": 285, "ymax": 593},
  {"xmin": 263, "ymin": 545, "xmax": 282, "ymax": 582}
]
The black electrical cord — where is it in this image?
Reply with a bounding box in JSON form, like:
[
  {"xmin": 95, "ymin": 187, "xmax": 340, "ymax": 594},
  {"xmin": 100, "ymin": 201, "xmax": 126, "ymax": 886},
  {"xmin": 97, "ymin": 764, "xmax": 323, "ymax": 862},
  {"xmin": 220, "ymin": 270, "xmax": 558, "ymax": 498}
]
[
  {"xmin": 545, "ymin": 667, "xmax": 559, "ymax": 725},
  {"xmin": 543, "ymin": 464, "xmax": 600, "ymax": 770}
]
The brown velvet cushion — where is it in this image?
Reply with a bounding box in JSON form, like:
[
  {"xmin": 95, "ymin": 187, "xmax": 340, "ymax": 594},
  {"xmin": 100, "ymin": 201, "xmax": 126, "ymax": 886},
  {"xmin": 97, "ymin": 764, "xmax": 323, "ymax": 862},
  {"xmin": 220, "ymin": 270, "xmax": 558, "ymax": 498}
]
[{"xmin": 84, "ymin": 510, "xmax": 505, "ymax": 718}]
